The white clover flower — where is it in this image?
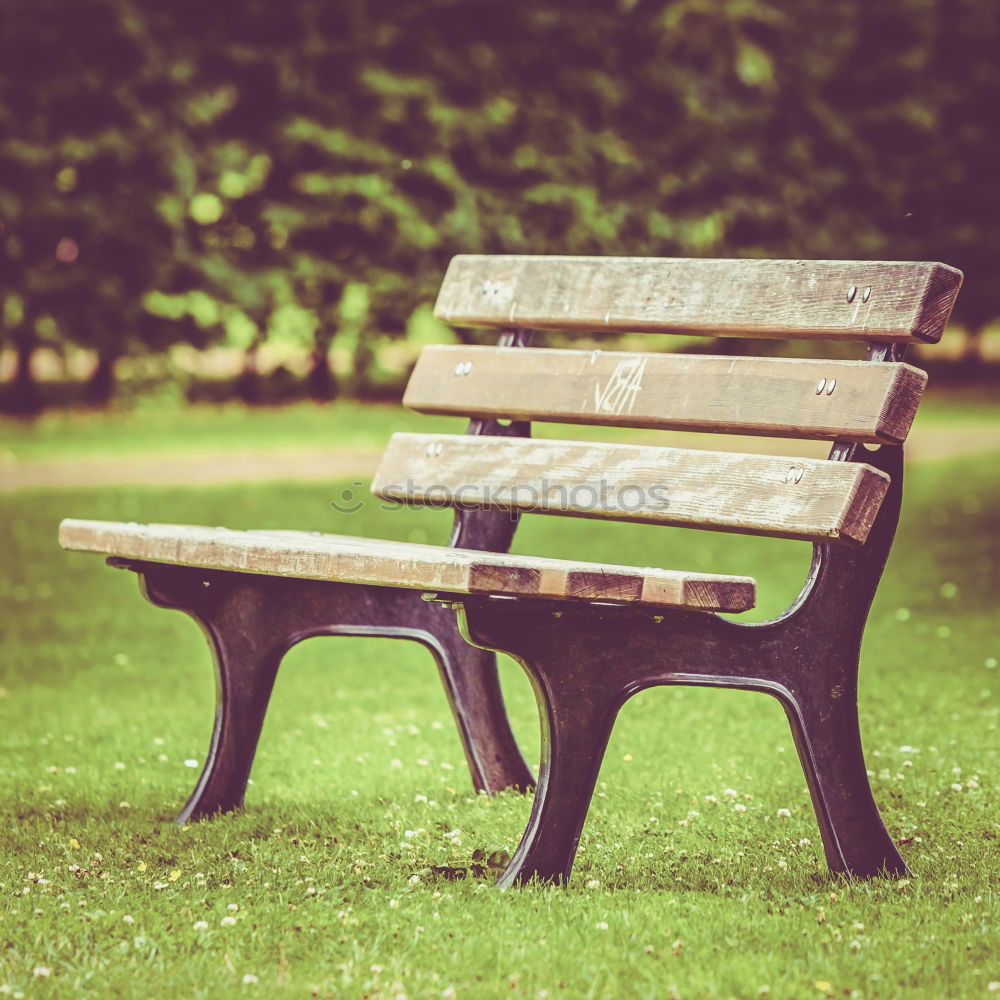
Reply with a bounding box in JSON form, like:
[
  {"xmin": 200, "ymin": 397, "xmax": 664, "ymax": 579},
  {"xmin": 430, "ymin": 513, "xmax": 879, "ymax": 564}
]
[
  {"xmin": 220, "ymin": 916, "xmax": 237, "ymax": 926},
  {"xmin": 33, "ymin": 968, "xmax": 51, "ymax": 978},
  {"xmin": 193, "ymin": 920, "xmax": 209, "ymax": 930},
  {"xmin": 776, "ymin": 808, "xmax": 791, "ymax": 818},
  {"xmin": 242, "ymin": 974, "xmax": 259, "ymax": 985}
]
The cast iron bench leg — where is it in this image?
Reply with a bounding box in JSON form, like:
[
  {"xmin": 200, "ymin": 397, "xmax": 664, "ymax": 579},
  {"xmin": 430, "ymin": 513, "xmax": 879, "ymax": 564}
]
[
  {"xmin": 494, "ymin": 669, "xmax": 621, "ymax": 888},
  {"xmin": 458, "ymin": 589, "xmax": 909, "ymax": 888},
  {"xmin": 424, "ymin": 617, "xmax": 535, "ymax": 794},
  {"xmin": 781, "ymin": 678, "xmax": 908, "ymax": 877},
  {"xmin": 121, "ymin": 562, "xmax": 532, "ymax": 823},
  {"xmin": 136, "ymin": 566, "xmax": 293, "ymax": 822},
  {"xmin": 457, "ymin": 603, "xmax": 626, "ymax": 887}
]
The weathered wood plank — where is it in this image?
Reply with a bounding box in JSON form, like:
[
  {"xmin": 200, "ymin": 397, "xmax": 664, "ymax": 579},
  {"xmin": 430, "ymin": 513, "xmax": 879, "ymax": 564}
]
[
  {"xmin": 404, "ymin": 346, "xmax": 927, "ymax": 444},
  {"xmin": 372, "ymin": 433, "xmax": 890, "ymax": 543},
  {"xmin": 58, "ymin": 519, "xmax": 756, "ymax": 613},
  {"xmin": 433, "ymin": 255, "xmax": 963, "ymax": 343}
]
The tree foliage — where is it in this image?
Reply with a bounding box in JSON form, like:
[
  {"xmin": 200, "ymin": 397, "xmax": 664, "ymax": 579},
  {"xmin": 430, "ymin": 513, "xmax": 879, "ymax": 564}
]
[{"xmin": 2, "ymin": 0, "xmax": 998, "ymax": 412}]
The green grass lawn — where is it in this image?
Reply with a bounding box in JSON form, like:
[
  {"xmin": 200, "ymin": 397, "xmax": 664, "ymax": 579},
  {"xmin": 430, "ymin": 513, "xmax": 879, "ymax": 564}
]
[{"xmin": 1, "ymin": 447, "xmax": 998, "ymax": 997}]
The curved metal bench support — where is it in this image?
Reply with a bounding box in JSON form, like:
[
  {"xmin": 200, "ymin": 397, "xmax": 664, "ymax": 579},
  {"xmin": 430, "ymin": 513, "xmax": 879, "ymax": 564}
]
[
  {"xmin": 115, "ymin": 567, "xmax": 533, "ymax": 823},
  {"xmin": 457, "ymin": 442, "xmax": 910, "ymax": 886}
]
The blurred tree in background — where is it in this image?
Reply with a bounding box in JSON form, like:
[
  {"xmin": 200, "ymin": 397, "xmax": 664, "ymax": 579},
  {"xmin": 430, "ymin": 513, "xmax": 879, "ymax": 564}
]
[{"xmin": 2, "ymin": 0, "xmax": 998, "ymax": 413}]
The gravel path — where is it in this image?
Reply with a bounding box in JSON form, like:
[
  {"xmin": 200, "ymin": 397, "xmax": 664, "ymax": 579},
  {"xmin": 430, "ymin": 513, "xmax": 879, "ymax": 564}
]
[{"xmin": 2, "ymin": 427, "xmax": 999, "ymax": 492}]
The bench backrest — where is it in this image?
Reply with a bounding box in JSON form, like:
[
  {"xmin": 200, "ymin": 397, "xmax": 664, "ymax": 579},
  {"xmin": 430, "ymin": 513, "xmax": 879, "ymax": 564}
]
[{"xmin": 372, "ymin": 256, "xmax": 962, "ymax": 546}]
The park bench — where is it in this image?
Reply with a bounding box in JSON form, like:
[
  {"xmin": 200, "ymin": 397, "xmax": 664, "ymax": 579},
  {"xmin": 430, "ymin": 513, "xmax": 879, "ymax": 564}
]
[{"xmin": 59, "ymin": 255, "xmax": 962, "ymax": 888}]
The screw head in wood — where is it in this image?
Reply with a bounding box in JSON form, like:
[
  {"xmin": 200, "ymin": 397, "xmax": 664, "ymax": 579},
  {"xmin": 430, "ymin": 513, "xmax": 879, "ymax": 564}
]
[
  {"xmin": 862, "ymin": 286, "xmax": 872, "ymax": 302},
  {"xmin": 847, "ymin": 285, "xmax": 857, "ymax": 303},
  {"xmin": 825, "ymin": 378, "xmax": 837, "ymax": 395},
  {"xmin": 816, "ymin": 378, "xmax": 827, "ymax": 394},
  {"xmin": 453, "ymin": 363, "xmax": 463, "ymax": 376}
]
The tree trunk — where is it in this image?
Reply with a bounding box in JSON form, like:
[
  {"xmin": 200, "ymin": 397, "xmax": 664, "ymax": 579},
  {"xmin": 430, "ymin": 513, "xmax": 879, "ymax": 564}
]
[
  {"xmin": 86, "ymin": 348, "xmax": 118, "ymax": 407},
  {"xmin": 235, "ymin": 327, "xmax": 265, "ymax": 404},
  {"xmin": 6, "ymin": 328, "xmax": 43, "ymax": 416},
  {"xmin": 306, "ymin": 326, "xmax": 337, "ymax": 401},
  {"xmin": 958, "ymin": 325, "xmax": 984, "ymax": 371}
]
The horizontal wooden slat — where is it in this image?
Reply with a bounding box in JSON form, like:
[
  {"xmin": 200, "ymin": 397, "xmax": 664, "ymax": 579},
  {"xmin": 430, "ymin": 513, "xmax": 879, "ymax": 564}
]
[
  {"xmin": 434, "ymin": 255, "xmax": 963, "ymax": 343},
  {"xmin": 372, "ymin": 434, "xmax": 890, "ymax": 544},
  {"xmin": 405, "ymin": 346, "xmax": 927, "ymax": 444},
  {"xmin": 57, "ymin": 519, "xmax": 755, "ymax": 613}
]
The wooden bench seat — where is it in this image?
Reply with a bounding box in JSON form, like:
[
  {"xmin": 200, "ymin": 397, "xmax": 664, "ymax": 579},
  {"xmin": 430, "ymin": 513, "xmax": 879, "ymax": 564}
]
[
  {"xmin": 58, "ymin": 519, "xmax": 756, "ymax": 612},
  {"xmin": 59, "ymin": 254, "xmax": 963, "ymax": 889}
]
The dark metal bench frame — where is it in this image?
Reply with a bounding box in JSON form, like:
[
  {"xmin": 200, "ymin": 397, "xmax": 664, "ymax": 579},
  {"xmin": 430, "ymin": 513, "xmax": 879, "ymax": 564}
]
[{"xmin": 110, "ymin": 335, "xmax": 912, "ymax": 886}]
